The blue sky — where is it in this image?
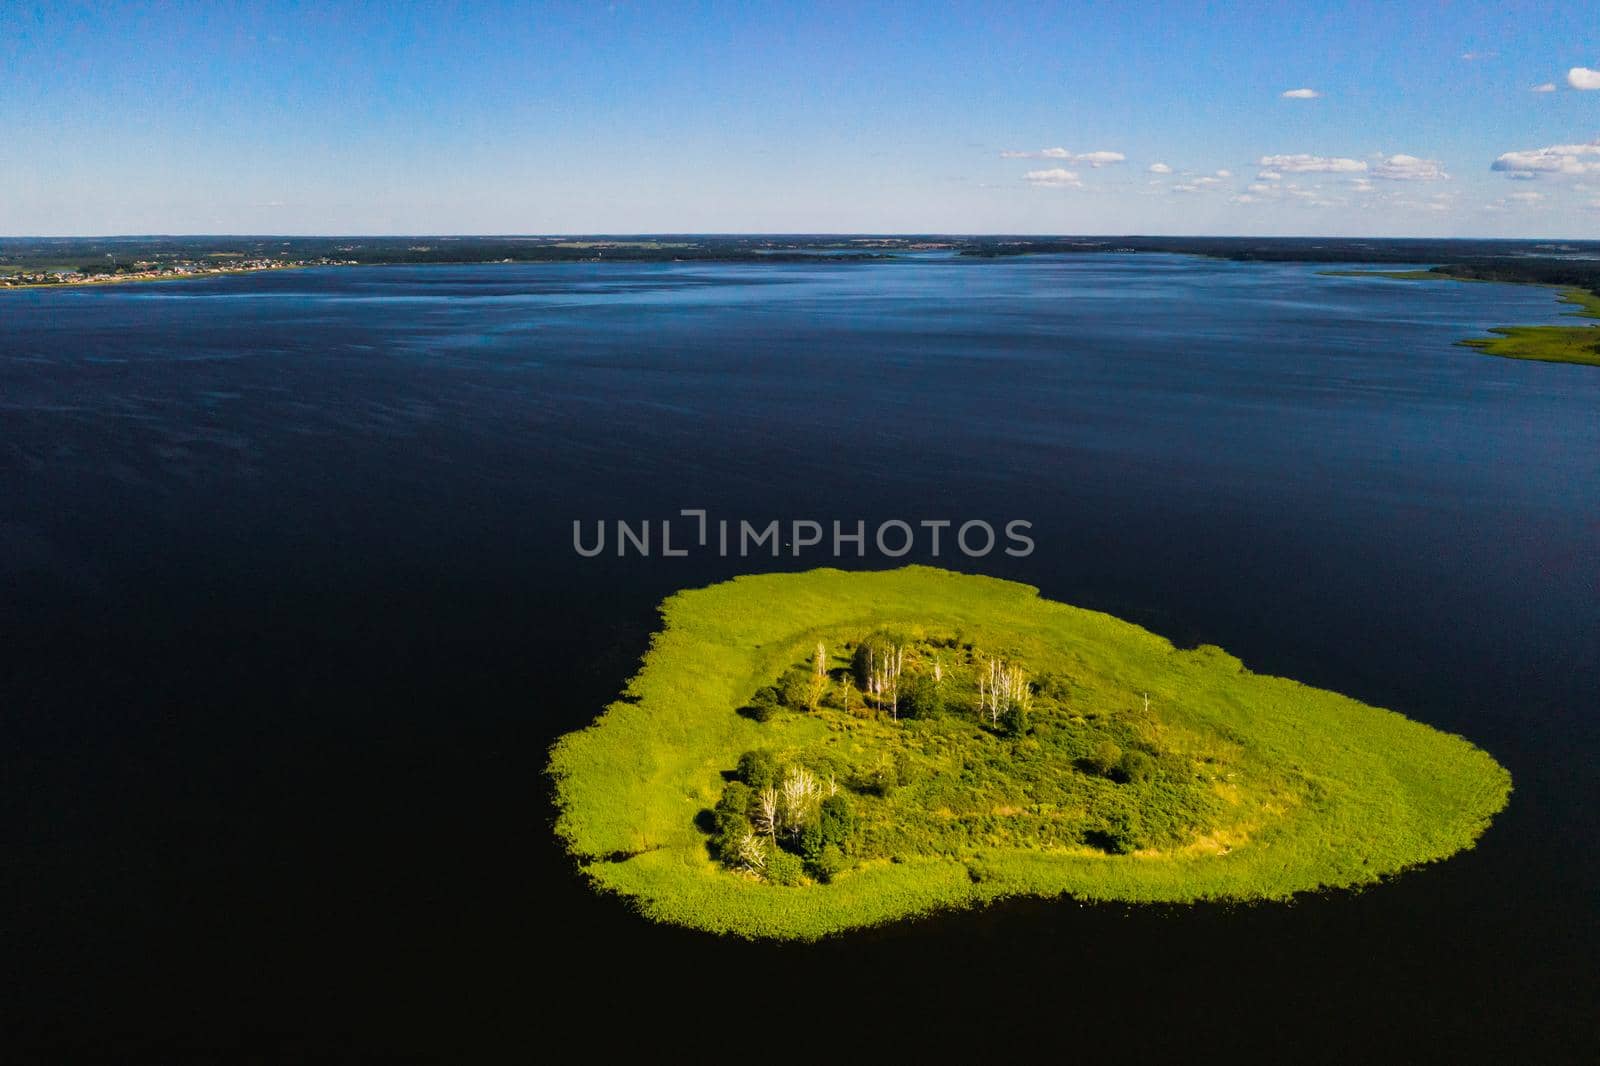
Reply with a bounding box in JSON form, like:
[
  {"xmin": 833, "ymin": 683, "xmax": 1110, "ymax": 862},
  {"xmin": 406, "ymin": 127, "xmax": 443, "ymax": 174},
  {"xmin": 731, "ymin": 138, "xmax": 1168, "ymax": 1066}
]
[{"xmin": 2, "ymin": 1, "xmax": 1597, "ymax": 235}]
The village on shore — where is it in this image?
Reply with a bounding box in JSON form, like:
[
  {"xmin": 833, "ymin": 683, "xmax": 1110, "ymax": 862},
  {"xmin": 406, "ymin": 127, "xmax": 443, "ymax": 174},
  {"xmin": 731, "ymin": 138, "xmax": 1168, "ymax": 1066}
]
[{"xmin": 0, "ymin": 256, "xmax": 357, "ymax": 288}]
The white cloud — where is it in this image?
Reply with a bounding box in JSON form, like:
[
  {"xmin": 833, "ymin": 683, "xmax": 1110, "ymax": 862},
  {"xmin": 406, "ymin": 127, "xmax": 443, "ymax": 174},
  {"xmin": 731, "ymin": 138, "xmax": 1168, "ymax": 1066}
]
[
  {"xmin": 1530, "ymin": 83, "xmax": 1557, "ymax": 93},
  {"xmin": 1491, "ymin": 139, "xmax": 1600, "ymax": 176},
  {"xmin": 1076, "ymin": 151, "xmax": 1126, "ymax": 168},
  {"xmin": 1253, "ymin": 152, "xmax": 1445, "ymax": 184},
  {"xmin": 1258, "ymin": 153, "xmax": 1368, "ymax": 174},
  {"xmin": 1281, "ymin": 88, "xmax": 1320, "ymax": 99},
  {"xmin": 1370, "ymin": 154, "xmax": 1449, "ymax": 181},
  {"xmin": 1284, "ymin": 183, "xmax": 1337, "ymax": 207},
  {"xmin": 1147, "ymin": 162, "xmax": 1172, "ymax": 174},
  {"xmin": 1227, "ymin": 180, "xmax": 1339, "ymax": 208},
  {"xmin": 1507, "ymin": 171, "xmax": 1537, "ymax": 181},
  {"xmin": 1461, "ymin": 51, "xmax": 1496, "ymax": 61},
  {"xmin": 1001, "ymin": 148, "xmax": 1125, "ymax": 167},
  {"xmin": 1569, "ymin": 67, "xmax": 1600, "ymax": 90},
  {"xmin": 1487, "ymin": 189, "xmax": 1549, "ymax": 211},
  {"xmin": 1022, "ymin": 168, "xmax": 1082, "ymax": 187},
  {"xmin": 1166, "ymin": 168, "xmax": 1233, "ymax": 193},
  {"xmin": 1388, "ymin": 189, "xmax": 1465, "ymax": 212}
]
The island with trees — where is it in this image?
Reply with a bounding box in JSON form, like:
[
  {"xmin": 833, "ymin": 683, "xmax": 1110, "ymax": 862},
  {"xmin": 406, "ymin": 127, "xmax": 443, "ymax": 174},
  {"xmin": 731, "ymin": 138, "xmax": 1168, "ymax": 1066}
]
[{"xmin": 547, "ymin": 567, "xmax": 1511, "ymax": 939}]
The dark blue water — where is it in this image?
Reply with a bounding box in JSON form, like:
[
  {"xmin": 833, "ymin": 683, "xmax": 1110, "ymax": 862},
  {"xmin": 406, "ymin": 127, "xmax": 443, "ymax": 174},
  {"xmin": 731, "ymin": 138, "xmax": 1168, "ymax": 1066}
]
[{"xmin": 4, "ymin": 256, "xmax": 1596, "ymax": 1060}]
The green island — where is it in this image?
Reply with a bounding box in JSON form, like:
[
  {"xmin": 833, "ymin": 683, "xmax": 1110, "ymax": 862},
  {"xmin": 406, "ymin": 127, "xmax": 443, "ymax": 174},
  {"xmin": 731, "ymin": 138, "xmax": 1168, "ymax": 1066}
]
[
  {"xmin": 547, "ymin": 567, "xmax": 1511, "ymax": 939},
  {"xmin": 1321, "ymin": 269, "xmax": 1600, "ymax": 367}
]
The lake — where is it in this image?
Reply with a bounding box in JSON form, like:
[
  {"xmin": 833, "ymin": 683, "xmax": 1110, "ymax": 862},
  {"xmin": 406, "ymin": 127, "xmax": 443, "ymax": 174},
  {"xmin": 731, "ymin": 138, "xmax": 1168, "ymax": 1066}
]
[{"xmin": 4, "ymin": 255, "xmax": 1596, "ymax": 1059}]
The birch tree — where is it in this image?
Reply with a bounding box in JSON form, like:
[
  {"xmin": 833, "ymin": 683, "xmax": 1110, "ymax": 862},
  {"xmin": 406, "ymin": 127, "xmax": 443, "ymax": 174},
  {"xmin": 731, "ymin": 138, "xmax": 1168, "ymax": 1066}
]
[
  {"xmin": 732, "ymin": 830, "xmax": 767, "ymax": 873},
  {"xmin": 856, "ymin": 636, "xmax": 906, "ymax": 719},
  {"xmin": 979, "ymin": 658, "xmax": 999, "ymax": 726},
  {"xmin": 978, "ymin": 658, "xmax": 1030, "ymax": 727},
  {"xmin": 888, "ymin": 644, "xmax": 905, "ymax": 720},
  {"xmin": 779, "ymin": 766, "xmax": 822, "ymax": 837},
  {"xmin": 1005, "ymin": 664, "xmax": 1031, "ymax": 715},
  {"xmin": 808, "ymin": 642, "xmax": 827, "ymax": 711},
  {"xmin": 755, "ymin": 786, "xmax": 780, "ymax": 842}
]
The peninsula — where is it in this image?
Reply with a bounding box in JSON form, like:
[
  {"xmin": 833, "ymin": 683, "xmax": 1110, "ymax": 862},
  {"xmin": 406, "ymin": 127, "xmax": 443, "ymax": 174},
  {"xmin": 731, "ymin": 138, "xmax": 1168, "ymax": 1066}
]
[
  {"xmin": 1322, "ymin": 267, "xmax": 1600, "ymax": 367},
  {"xmin": 547, "ymin": 567, "xmax": 1512, "ymax": 939}
]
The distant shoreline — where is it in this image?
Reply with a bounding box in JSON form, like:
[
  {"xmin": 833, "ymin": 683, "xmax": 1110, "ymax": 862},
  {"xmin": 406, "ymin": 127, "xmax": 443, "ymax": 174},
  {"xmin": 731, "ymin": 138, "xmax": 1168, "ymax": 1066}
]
[
  {"xmin": 0, "ymin": 262, "xmax": 326, "ymax": 292},
  {"xmin": 9, "ymin": 248, "xmax": 1599, "ymax": 368}
]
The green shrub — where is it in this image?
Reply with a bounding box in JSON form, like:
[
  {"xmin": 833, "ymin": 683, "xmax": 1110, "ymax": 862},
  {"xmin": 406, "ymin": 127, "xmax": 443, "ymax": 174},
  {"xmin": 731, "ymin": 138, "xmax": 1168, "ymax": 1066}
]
[
  {"xmin": 1085, "ymin": 738, "xmax": 1122, "ymax": 777},
  {"xmin": 851, "ymin": 638, "xmax": 877, "ymax": 688},
  {"xmin": 765, "ymin": 849, "xmax": 805, "ymax": 886},
  {"xmin": 902, "ymin": 672, "xmax": 945, "ymax": 718},
  {"xmin": 999, "ymin": 700, "xmax": 1030, "ymax": 737},
  {"xmin": 714, "ymin": 781, "xmax": 754, "ymax": 834},
  {"xmin": 736, "ymin": 749, "xmax": 779, "ymax": 789},
  {"xmin": 1034, "ymin": 672, "xmax": 1072, "ymax": 702},
  {"xmin": 714, "ymin": 814, "xmax": 754, "ymax": 865},
  {"xmin": 778, "ymin": 667, "xmax": 813, "ymax": 709},
  {"xmin": 856, "ymin": 755, "xmax": 901, "ymax": 797},
  {"xmin": 1116, "ymin": 749, "xmax": 1156, "ymax": 784},
  {"xmin": 745, "ymin": 687, "xmax": 782, "ymax": 722},
  {"xmin": 819, "ymin": 793, "xmax": 857, "ymax": 850},
  {"xmin": 1088, "ymin": 809, "xmax": 1146, "ymax": 854},
  {"xmin": 798, "ymin": 821, "xmax": 825, "ymax": 861},
  {"xmin": 810, "ymin": 844, "xmax": 848, "ymax": 883}
]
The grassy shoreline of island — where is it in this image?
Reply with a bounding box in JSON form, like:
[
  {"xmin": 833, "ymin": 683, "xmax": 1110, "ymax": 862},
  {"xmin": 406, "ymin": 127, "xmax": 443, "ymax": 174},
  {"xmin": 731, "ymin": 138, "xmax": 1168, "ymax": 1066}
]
[
  {"xmin": 547, "ymin": 567, "xmax": 1511, "ymax": 940},
  {"xmin": 1319, "ymin": 268, "xmax": 1600, "ymax": 367}
]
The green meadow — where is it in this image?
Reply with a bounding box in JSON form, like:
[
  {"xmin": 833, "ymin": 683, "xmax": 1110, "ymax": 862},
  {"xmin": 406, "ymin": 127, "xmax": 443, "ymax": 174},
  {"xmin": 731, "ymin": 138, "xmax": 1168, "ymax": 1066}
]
[{"xmin": 547, "ymin": 567, "xmax": 1511, "ymax": 940}]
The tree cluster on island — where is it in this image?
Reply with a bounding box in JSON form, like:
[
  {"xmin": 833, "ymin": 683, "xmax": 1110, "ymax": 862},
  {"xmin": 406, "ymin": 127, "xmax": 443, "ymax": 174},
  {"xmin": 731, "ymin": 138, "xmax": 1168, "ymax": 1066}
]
[{"xmin": 707, "ymin": 629, "xmax": 1178, "ymax": 887}]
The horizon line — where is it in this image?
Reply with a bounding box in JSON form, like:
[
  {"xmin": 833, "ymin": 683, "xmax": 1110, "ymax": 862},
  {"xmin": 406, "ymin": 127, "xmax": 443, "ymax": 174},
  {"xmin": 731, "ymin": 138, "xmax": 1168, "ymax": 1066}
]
[{"xmin": 3, "ymin": 232, "xmax": 1597, "ymax": 242}]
